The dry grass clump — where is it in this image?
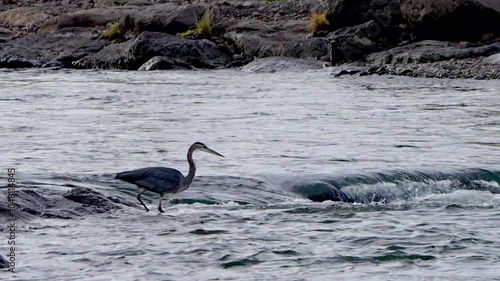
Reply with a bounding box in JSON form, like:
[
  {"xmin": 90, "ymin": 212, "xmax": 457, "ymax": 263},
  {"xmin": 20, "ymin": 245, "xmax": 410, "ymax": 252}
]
[
  {"xmin": 309, "ymin": 11, "xmax": 329, "ymax": 33},
  {"xmin": 101, "ymin": 21, "xmax": 122, "ymax": 40},
  {"xmin": 181, "ymin": 9, "xmax": 212, "ymax": 39}
]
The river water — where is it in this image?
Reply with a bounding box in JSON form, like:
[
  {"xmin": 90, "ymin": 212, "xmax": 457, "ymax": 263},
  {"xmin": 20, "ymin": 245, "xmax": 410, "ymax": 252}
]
[{"xmin": 1, "ymin": 68, "xmax": 499, "ymax": 280}]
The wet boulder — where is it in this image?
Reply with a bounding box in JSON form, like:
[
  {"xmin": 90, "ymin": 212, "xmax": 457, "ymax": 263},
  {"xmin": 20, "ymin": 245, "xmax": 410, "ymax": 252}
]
[
  {"xmin": 138, "ymin": 56, "xmax": 194, "ymax": 70},
  {"xmin": 400, "ymin": 0, "xmax": 500, "ymax": 41},
  {"xmin": 63, "ymin": 186, "xmax": 120, "ymax": 213},
  {"xmin": 74, "ymin": 31, "xmax": 229, "ymax": 69},
  {"xmin": 327, "ymin": 20, "xmax": 401, "ymax": 64}
]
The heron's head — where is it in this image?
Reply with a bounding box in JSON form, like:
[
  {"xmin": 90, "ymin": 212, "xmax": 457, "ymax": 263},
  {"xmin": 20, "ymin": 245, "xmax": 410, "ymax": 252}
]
[{"xmin": 193, "ymin": 142, "xmax": 225, "ymax": 158}]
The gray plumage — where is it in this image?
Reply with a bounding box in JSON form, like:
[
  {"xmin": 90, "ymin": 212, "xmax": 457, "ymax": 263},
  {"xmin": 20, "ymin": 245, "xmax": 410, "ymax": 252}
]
[{"xmin": 115, "ymin": 142, "xmax": 224, "ymax": 213}]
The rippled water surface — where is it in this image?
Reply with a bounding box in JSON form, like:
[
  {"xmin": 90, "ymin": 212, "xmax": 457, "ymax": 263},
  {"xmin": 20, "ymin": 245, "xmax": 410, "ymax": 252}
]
[{"xmin": 1, "ymin": 69, "xmax": 499, "ymax": 280}]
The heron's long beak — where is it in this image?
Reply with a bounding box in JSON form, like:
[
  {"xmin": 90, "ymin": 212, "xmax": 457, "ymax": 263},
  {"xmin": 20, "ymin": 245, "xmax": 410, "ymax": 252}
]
[{"xmin": 203, "ymin": 147, "xmax": 225, "ymax": 158}]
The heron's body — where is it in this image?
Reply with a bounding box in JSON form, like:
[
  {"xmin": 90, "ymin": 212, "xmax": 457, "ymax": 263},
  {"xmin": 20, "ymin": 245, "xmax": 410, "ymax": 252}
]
[{"xmin": 115, "ymin": 142, "xmax": 224, "ymax": 213}]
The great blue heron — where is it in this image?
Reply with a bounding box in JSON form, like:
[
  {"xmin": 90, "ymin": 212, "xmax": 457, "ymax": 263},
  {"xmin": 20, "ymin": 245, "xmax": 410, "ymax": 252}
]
[{"xmin": 115, "ymin": 142, "xmax": 224, "ymax": 213}]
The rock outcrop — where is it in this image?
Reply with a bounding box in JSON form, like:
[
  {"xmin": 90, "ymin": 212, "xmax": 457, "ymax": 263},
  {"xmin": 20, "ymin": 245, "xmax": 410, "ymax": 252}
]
[
  {"xmin": 0, "ymin": 0, "xmax": 499, "ymax": 79},
  {"xmin": 400, "ymin": 0, "xmax": 500, "ymax": 41},
  {"xmin": 0, "ymin": 7, "xmax": 51, "ymax": 32},
  {"xmin": 327, "ymin": 20, "xmax": 402, "ymax": 64},
  {"xmin": 326, "ymin": 0, "xmax": 404, "ymax": 30},
  {"xmin": 39, "ymin": 6, "xmax": 139, "ymax": 32},
  {"xmin": 366, "ymin": 40, "xmax": 500, "ymax": 65},
  {"xmin": 0, "ymin": 27, "xmax": 107, "ymax": 68},
  {"xmin": 74, "ymin": 31, "xmax": 228, "ymax": 69}
]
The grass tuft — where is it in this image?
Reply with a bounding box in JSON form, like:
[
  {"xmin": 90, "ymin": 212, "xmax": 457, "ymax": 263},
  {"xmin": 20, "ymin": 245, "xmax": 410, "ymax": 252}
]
[
  {"xmin": 101, "ymin": 21, "xmax": 123, "ymax": 40},
  {"xmin": 180, "ymin": 9, "xmax": 212, "ymax": 39},
  {"xmin": 309, "ymin": 11, "xmax": 329, "ymax": 34}
]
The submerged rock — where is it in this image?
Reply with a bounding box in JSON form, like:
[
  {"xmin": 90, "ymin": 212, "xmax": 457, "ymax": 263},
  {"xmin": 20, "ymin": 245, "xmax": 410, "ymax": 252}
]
[
  {"xmin": 0, "ymin": 254, "xmax": 8, "ymax": 269},
  {"xmin": 63, "ymin": 186, "xmax": 120, "ymax": 213}
]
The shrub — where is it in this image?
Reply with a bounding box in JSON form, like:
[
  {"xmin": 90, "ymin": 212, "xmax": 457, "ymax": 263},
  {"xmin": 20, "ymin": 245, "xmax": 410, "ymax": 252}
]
[{"xmin": 309, "ymin": 11, "xmax": 329, "ymax": 34}]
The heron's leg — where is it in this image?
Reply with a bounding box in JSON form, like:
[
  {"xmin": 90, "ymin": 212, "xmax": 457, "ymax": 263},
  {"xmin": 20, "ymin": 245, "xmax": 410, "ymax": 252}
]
[
  {"xmin": 158, "ymin": 193, "xmax": 165, "ymax": 213},
  {"xmin": 137, "ymin": 188, "xmax": 149, "ymax": 212}
]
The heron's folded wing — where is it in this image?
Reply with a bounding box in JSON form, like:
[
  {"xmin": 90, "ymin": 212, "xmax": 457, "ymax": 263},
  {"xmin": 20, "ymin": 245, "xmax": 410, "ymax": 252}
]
[{"xmin": 119, "ymin": 167, "xmax": 183, "ymax": 193}]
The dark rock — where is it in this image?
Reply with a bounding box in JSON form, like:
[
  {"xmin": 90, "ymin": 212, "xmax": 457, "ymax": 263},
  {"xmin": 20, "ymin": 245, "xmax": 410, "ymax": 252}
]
[
  {"xmin": 0, "ymin": 58, "xmax": 34, "ymax": 68},
  {"xmin": 240, "ymin": 56, "xmax": 325, "ymax": 73},
  {"xmin": 400, "ymin": 0, "xmax": 500, "ymax": 41},
  {"xmin": 138, "ymin": 56, "xmax": 194, "ymax": 70},
  {"xmin": 227, "ymin": 32, "xmax": 266, "ymax": 59},
  {"xmin": 0, "ymin": 27, "xmax": 107, "ymax": 68},
  {"xmin": 327, "ymin": 20, "xmax": 401, "ymax": 64},
  {"xmin": 0, "ymin": 27, "xmax": 14, "ymax": 39},
  {"xmin": 133, "ymin": 4, "xmax": 206, "ymax": 34},
  {"xmin": 366, "ymin": 40, "xmax": 500, "ymax": 65},
  {"xmin": 63, "ymin": 186, "xmax": 119, "ymax": 213},
  {"xmin": 74, "ymin": 31, "xmax": 228, "ymax": 69},
  {"xmin": 326, "ymin": 0, "xmax": 404, "ymax": 31},
  {"xmin": 226, "ymin": 19, "xmax": 328, "ymax": 61},
  {"xmin": 94, "ymin": 0, "xmax": 138, "ymax": 7},
  {"xmin": 124, "ymin": 0, "xmax": 152, "ymax": 6},
  {"xmin": 0, "ymin": 255, "xmax": 8, "ymax": 269},
  {"xmin": 259, "ymin": 37, "xmax": 329, "ymax": 61},
  {"xmin": 370, "ymin": 58, "xmax": 500, "ymax": 79}
]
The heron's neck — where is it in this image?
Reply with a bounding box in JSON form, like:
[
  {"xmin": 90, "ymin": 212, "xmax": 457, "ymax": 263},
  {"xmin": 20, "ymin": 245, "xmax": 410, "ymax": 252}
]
[{"xmin": 186, "ymin": 146, "xmax": 196, "ymax": 186}]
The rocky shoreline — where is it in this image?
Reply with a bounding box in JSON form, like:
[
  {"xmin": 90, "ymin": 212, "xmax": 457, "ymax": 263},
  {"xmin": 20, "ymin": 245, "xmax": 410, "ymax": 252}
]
[{"xmin": 0, "ymin": 0, "xmax": 499, "ymax": 79}]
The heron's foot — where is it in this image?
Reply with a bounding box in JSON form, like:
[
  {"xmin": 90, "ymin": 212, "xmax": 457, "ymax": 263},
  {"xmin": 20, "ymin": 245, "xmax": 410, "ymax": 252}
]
[{"xmin": 158, "ymin": 207, "xmax": 165, "ymax": 213}]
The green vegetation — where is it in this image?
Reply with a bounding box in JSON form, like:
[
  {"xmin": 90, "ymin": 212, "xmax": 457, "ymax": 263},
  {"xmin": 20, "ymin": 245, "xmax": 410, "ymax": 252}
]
[
  {"xmin": 180, "ymin": 9, "xmax": 212, "ymax": 39},
  {"xmin": 180, "ymin": 29, "xmax": 198, "ymax": 39},
  {"xmin": 101, "ymin": 21, "xmax": 122, "ymax": 40},
  {"xmin": 309, "ymin": 11, "xmax": 329, "ymax": 34}
]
